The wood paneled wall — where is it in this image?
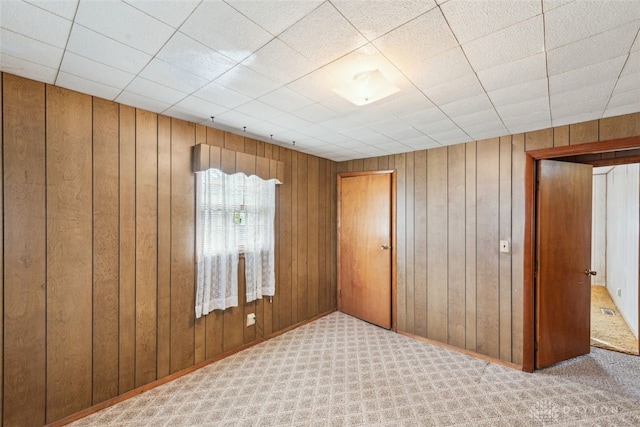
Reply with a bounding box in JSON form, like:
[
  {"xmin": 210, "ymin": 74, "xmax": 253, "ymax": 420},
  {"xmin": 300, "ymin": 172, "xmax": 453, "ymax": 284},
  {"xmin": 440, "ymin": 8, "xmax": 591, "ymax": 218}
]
[
  {"xmin": 339, "ymin": 112, "xmax": 640, "ymax": 365},
  {"xmin": 0, "ymin": 73, "xmax": 337, "ymax": 426}
]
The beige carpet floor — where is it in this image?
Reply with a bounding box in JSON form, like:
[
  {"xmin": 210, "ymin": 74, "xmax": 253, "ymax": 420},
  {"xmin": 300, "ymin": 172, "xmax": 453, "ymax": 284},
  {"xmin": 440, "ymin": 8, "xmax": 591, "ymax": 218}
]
[
  {"xmin": 71, "ymin": 312, "xmax": 640, "ymax": 426},
  {"xmin": 590, "ymin": 286, "xmax": 639, "ymax": 355}
]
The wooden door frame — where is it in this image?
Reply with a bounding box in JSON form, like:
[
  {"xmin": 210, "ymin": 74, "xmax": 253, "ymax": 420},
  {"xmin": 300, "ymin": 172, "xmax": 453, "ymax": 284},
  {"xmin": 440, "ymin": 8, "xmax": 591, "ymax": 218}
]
[
  {"xmin": 523, "ymin": 136, "xmax": 640, "ymax": 372},
  {"xmin": 337, "ymin": 170, "xmax": 397, "ymax": 331}
]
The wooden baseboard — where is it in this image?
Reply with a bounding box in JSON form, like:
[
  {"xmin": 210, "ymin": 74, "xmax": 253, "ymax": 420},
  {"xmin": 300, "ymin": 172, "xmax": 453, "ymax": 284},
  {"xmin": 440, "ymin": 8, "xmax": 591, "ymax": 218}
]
[
  {"xmin": 397, "ymin": 331, "xmax": 523, "ymax": 371},
  {"xmin": 48, "ymin": 309, "xmax": 336, "ymax": 427}
]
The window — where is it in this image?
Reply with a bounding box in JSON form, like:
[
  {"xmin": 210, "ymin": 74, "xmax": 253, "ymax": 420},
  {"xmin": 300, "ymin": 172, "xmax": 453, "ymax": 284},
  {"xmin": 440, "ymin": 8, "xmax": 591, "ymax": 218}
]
[{"xmin": 195, "ymin": 168, "xmax": 277, "ymax": 317}]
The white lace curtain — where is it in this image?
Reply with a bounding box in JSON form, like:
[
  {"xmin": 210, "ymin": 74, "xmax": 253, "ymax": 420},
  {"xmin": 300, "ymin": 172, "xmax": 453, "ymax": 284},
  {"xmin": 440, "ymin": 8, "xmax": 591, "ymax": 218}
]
[{"xmin": 195, "ymin": 168, "xmax": 276, "ymax": 318}]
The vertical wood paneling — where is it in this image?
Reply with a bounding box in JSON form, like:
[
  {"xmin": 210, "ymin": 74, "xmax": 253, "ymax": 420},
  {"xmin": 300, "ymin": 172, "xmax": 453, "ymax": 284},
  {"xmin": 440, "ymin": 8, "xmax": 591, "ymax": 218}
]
[
  {"xmin": 405, "ymin": 152, "xmax": 415, "ymax": 333},
  {"xmin": 225, "ymin": 132, "xmax": 244, "ymax": 152},
  {"xmin": 1, "ymin": 73, "xmax": 337, "ymax": 425},
  {"xmin": 511, "ymin": 134, "xmax": 526, "ymax": 366},
  {"xmin": 447, "ymin": 144, "xmax": 466, "ymax": 348},
  {"xmin": 194, "ymin": 126, "xmax": 207, "ymax": 365},
  {"xmin": 426, "ymin": 147, "xmax": 448, "ymax": 342},
  {"xmin": 255, "ymin": 156, "xmax": 271, "ymax": 338},
  {"xmin": 290, "ymin": 152, "xmax": 299, "ymax": 324},
  {"xmin": 46, "ymin": 86, "xmax": 93, "ymax": 422},
  {"xmin": 92, "ymin": 98, "xmax": 120, "ymax": 404},
  {"xmin": 413, "ymin": 150, "xmax": 427, "ymax": 337},
  {"xmin": 465, "ymin": 141, "xmax": 477, "ymax": 351},
  {"xmin": 554, "ymin": 126, "xmax": 569, "ymax": 147},
  {"xmin": 475, "ymin": 138, "xmax": 500, "ymax": 359},
  {"xmin": 599, "ymin": 112, "xmax": 640, "ymax": 140},
  {"xmin": 135, "ymin": 110, "xmax": 158, "ymax": 386},
  {"xmin": 351, "ymin": 159, "xmax": 364, "ymax": 172},
  {"xmin": 119, "ymin": 105, "xmax": 136, "ymax": 394},
  {"xmin": 329, "ymin": 161, "xmax": 338, "ymax": 311},
  {"xmin": 364, "ymin": 157, "xmax": 378, "ymax": 171},
  {"xmin": 297, "ymin": 153, "xmax": 309, "ymax": 321},
  {"xmin": 395, "ymin": 154, "xmax": 407, "ymax": 332},
  {"xmin": 278, "ymin": 148, "xmax": 293, "ymax": 330},
  {"xmin": 307, "ymin": 156, "xmax": 319, "ymax": 317},
  {"xmin": 499, "ymin": 136, "xmax": 512, "ymax": 361},
  {"xmin": 0, "ymin": 73, "xmax": 3, "ymax": 425},
  {"xmin": 525, "ymin": 128, "xmax": 553, "ymax": 151},
  {"xmin": 3, "ymin": 75, "xmax": 46, "ymax": 427},
  {"xmin": 569, "ymin": 120, "xmax": 599, "ymax": 145},
  {"xmin": 157, "ymin": 115, "xmax": 172, "ymax": 378},
  {"xmin": 170, "ymin": 119, "xmax": 195, "ymax": 372}
]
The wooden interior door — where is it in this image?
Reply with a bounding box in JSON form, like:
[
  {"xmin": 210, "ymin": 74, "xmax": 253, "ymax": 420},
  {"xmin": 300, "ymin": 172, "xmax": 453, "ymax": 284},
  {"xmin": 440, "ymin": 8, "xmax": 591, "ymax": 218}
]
[
  {"xmin": 536, "ymin": 159, "xmax": 593, "ymax": 368},
  {"xmin": 338, "ymin": 172, "xmax": 392, "ymax": 329}
]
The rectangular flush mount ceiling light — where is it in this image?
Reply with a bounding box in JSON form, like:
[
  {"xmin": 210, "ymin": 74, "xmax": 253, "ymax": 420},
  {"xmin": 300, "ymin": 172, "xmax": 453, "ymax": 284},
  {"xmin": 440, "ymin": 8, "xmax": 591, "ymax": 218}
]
[{"xmin": 332, "ymin": 69, "xmax": 400, "ymax": 106}]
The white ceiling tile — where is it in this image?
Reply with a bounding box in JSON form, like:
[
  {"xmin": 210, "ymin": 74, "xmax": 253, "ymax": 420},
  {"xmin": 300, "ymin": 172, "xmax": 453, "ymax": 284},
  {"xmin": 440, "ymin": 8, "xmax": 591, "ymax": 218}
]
[
  {"xmin": 543, "ymin": 0, "xmax": 575, "ymax": 12},
  {"xmin": 298, "ymin": 123, "xmax": 333, "ymax": 138},
  {"xmin": 75, "ymin": 0, "xmax": 174, "ymax": 55},
  {"xmin": 385, "ymin": 127, "xmax": 423, "ymax": 141},
  {"xmin": 496, "ymin": 96, "xmax": 550, "ymax": 120},
  {"xmin": 215, "ymin": 64, "xmax": 281, "ymax": 98},
  {"xmin": 367, "ymin": 134, "xmax": 395, "ymax": 146},
  {"xmin": 319, "ymin": 117, "xmax": 361, "ymax": 133},
  {"xmin": 280, "ymin": 2, "xmax": 367, "ymax": 66},
  {"xmin": 369, "ymin": 119, "xmax": 412, "ymax": 135},
  {"xmin": 26, "ymin": 0, "xmax": 78, "ymax": 20},
  {"xmin": 318, "ymin": 95, "xmax": 358, "ymax": 114},
  {"xmin": 551, "ymin": 81, "xmax": 618, "ymax": 110},
  {"xmin": 181, "ymin": 1, "xmax": 273, "ymax": 62},
  {"xmin": 66, "ymin": 25, "xmax": 152, "ymax": 74},
  {"xmin": 336, "ymin": 139, "xmax": 370, "ymax": 150},
  {"xmin": 0, "ymin": 53, "xmax": 57, "ymax": 83},
  {"xmin": 551, "ymin": 98, "xmax": 607, "ymax": 123},
  {"xmin": 60, "ymin": 52, "xmax": 134, "ymax": 89},
  {"xmin": 463, "ymin": 15, "xmax": 544, "ymax": 71},
  {"xmin": 285, "ymin": 67, "xmax": 337, "ymax": 102},
  {"xmin": 373, "ymin": 140, "xmax": 412, "ymax": 152},
  {"xmin": 234, "ymin": 100, "xmax": 284, "ymax": 121},
  {"xmin": 140, "ymin": 58, "xmax": 209, "ymax": 93},
  {"xmin": 332, "ymin": 0, "xmax": 436, "ymax": 41},
  {"xmin": 374, "ymin": 8, "xmax": 457, "ymax": 70},
  {"xmin": 174, "ymin": 95, "xmax": 228, "ymax": 119},
  {"xmin": 402, "ymin": 136, "xmax": 441, "ymax": 151},
  {"xmin": 225, "ymin": 0, "xmax": 323, "ymax": 36},
  {"xmin": 442, "ymin": 0, "xmax": 541, "ymax": 44},
  {"xmin": 194, "ymin": 81, "xmax": 252, "ymax": 109},
  {"xmin": 215, "ymin": 110, "xmax": 262, "ymax": 130},
  {"xmin": 316, "ymin": 131, "xmax": 352, "ymax": 144},
  {"xmin": 547, "ymin": 21, "xmax": 638, "ymax": 76},
  {"xmin": 606, "ymin": 89, "xmax": 640, "ymax": 110},
  {"xmin": 505, "ymin": 113, "xmax": 552, "ymax": 134},
  {"xmin": 56, "ymin": 71, "xmax": 122, "ymax": 100},
  {"xmin": 245, "ymin": 121, "xmax": 288, "ymax": 138},
  {"xmin": 429, "ymin": 128, "xmax": 470, "ymax": 145},
  {"xmin": 466, "ymin": 126, "xmax": 508, "ymax": 142},
  {"xmin": 399, "ymin": 107, "xmax": 449, "ymax": 127},
  {"xmin": 545, "ymin": 0, "xmax": 640, "ymax": 50},
  {"xmin": 268, "ymin": 113, "xmax": 312, "ymax": 130},
  {"xmin": 292, "ymin": 103, "xmax": 337, "ymax": 123},
  {"xmin": 489, "ymin": 78, "xmax": 548, "ymax": 107},
  {"xmin": 425, "ymin": 75, "xmax": 485, "ymax": 107},
  {"xmin": 124, "ymin": 0, "xmax": 200, "ymax": 28},
  {"xmin": 613, "ymin": 71, "xmax": 640, "ymax": 95},
  {"xmin": 549, "ymin": 55, "xmax": 626, "ymax": 96},
  {"xmin": 453, "ymin": 108, "xmax": 502, "ymax": 129},
  {"xmin": 1, "ymin": 28, "xmax": 63, "ymax": 68},
  {"xmin": 405, "ymin": 47, "xmax": 473, "ymax": 91},
  {"xmin": 116, "ymin": 91, "xmax": 173, "ymax": 113},
  {"xmin": 163, "ymin": 105, "xmax": 212, "ymax": 124},
  {"xmin": 620, "ymin": 50, "xmax": 640, "ymax": 77},
  {"xmin": 1, "ymin": 0, "xmax": 71, "ymax": 48},
  {"xmin": 352, "ymin": 146, "xmax": 390, "ymax": 157},
  {"xmin": 340, "ymin": 126, "xmax": 382, "ymax": 142},
  {"xmin": 126, "ymin": 77, "xmax": 187, "ymax": 105},
  {"xmin": 157, "ymin": 32, "xmax": 237, "ymax": 81},
  {"xmin": 259, "ymin": 86, "xmax": 315, "ymax": 111},
  {"xmin": 243, "ymin": 38, "xmax": 316, "ymax": 85},
  {"xmin": 414, "ymin": 118, "xmax": 461, "ymax": 136},
  {"xmin": 477, "ymin": 53, "xmax": 547, "ymax": 92}
]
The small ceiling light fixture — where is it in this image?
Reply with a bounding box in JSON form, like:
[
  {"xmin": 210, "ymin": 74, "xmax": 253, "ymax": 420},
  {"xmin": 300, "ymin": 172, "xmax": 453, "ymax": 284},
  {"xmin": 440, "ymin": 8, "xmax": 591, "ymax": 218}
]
[{"xmin": 332, "ymin": 69, "xmax": 400, "ymax": 106}]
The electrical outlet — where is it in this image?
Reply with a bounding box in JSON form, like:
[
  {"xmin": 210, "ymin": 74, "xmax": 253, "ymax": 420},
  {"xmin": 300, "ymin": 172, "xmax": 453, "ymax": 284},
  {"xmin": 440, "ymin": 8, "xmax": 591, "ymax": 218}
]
[
  {"xmin": 247, "ymin": 313, "xmax": 256, "ymax": 326},
  {"xmin": 617, "ymin": 288, "xmax": 622, "ymax": 297},
  {"xmin": 499, "ymin": 240, "xmax": 510, "ymax": 253}
]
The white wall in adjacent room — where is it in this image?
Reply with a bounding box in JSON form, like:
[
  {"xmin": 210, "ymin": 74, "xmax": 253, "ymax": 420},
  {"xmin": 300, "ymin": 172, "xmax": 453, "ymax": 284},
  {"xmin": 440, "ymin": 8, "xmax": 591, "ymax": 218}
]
[{"xmin": 606, "ymin": 163, "xmax": 639, "ymax": 339}]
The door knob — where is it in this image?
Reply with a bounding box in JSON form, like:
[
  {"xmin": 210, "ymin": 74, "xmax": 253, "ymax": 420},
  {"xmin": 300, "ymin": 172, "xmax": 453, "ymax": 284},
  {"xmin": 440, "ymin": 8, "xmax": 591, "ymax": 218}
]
[
  {"xmin": 380, "ymin": 245, "xmax": 391, "ymax": 250},
  {"xmin": 584, "ymin": 269, "xmax": 597, "ymax": 276}
]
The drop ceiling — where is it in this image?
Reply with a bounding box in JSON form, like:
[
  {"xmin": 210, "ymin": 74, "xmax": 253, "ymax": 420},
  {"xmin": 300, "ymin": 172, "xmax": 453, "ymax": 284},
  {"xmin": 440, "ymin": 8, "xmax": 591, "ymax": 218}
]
[{"xmin": 1, "ymin": 0, "xmax": 639, "ymax": 162}]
